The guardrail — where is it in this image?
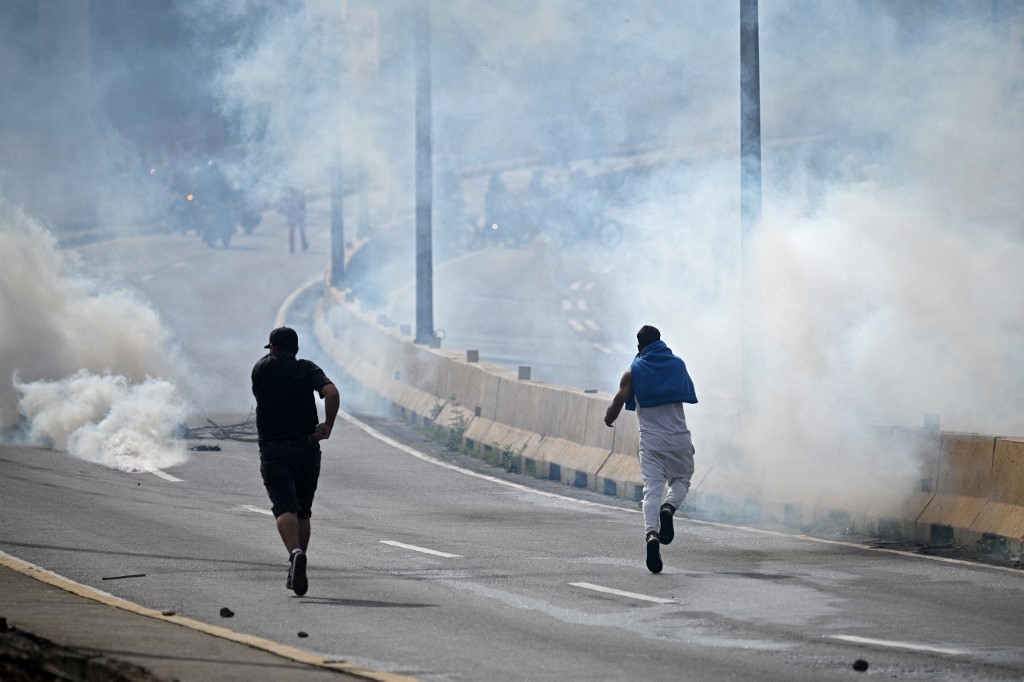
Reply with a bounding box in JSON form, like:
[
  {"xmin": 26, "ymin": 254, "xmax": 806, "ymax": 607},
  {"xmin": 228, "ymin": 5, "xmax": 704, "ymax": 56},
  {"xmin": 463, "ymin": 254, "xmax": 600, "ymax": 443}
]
[{"xmin": 314, "ymin": 282, "xmax": 1024, "ymax": 553}]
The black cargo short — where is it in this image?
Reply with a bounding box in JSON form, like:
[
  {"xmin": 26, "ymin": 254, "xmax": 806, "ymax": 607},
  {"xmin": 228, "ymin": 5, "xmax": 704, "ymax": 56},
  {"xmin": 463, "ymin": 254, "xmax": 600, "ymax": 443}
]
[{"xmin": 258, "ymin": 437, "xmax": 322, "ymax": 519}]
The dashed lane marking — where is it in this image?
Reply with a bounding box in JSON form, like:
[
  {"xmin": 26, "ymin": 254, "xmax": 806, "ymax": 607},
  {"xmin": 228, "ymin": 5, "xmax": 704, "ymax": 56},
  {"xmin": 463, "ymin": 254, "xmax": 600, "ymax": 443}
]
[
  {"xmin": 240, "ymin": 505, "xmax": 274, "ymax": 516},
  {"xmin": 0, "ymin": 550, "xmax": 417, "ymax": 682},
  {"xmin": 830, "ymin": 635, "xmax": 967, "ymax": 656},
  {"xmin": 379, "ymin": 540, "xmax": 462, "ymax": 558},
  {"xmin": 143, "ymin": 468, "xmax": 183, "ymax": 482},
  {"xmin": 569, "ymin": 582, "xmax": 676, "ymax": 604}
]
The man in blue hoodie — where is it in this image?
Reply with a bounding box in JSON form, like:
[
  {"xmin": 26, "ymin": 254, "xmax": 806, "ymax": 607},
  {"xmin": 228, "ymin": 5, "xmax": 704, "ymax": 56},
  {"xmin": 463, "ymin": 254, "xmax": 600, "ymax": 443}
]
[{"xmin": 604, "ymin": 325, "xmax": 697, "ymax": 574}]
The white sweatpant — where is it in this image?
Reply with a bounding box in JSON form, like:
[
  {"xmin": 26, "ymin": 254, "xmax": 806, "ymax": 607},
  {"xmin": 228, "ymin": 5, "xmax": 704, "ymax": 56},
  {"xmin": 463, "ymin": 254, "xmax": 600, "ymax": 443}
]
[{"xmin": 639, "ymin": 445, "xmax": 695, "ymax": 535}]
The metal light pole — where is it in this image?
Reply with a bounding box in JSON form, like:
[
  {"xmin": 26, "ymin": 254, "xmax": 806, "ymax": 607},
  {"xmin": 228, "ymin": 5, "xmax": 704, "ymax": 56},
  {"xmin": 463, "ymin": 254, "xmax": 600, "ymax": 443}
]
[
  {"xmin": 740, "ymin": 0, "xmax": 762, "ymax": 413},
  {"xmin": 414, "ymin": 0, "xmax": 435, "ymax": 345}
]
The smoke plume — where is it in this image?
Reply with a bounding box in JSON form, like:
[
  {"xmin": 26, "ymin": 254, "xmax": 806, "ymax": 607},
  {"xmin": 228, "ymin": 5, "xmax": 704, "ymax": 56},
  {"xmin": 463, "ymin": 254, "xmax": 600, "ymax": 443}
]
[{"xmin": 0, "ymin": 205, "xmax": 188, "ymax": 472}]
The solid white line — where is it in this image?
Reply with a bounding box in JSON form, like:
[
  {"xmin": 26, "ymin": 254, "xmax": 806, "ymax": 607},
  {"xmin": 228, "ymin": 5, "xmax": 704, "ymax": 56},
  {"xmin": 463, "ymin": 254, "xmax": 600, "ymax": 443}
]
[
  {"xmin": 274, "ymin": 276, "xmax": 324, "ymax": 327},
  {"xmin": 830, "ymin": 635, "xmax": 967, "ymax": 656},
  {"xmin": 379, "ymin": 540, "xmax": 462, "ymax": 558},
  {"xmin": 569, "ymin": 582, "xmax": 676, "ymax": 604},
  {"xmin": 342, "ymin": 410, "xmax": 618, "ymax": 511},
  {"xmin": 240, "ymin": 505, "xmax": 274, "ymax": 516}
]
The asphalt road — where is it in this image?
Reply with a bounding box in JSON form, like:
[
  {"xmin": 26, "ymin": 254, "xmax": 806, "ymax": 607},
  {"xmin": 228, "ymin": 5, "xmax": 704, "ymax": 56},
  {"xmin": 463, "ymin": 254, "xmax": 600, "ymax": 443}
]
[
  {"xmin": 3, "ymin": 217, "xmax": 1024, "ymax": 680},
  {"xmin": 4, "ymin": 417, "xmax": 1024, "ymax": 680}
]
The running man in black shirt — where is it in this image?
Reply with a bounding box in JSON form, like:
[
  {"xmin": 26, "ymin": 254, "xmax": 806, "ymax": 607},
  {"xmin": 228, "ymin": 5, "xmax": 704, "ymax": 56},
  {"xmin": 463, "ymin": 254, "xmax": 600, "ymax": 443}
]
[{"xmin": 252, "ymin": 326, "xmax": 339, "ymax": 596}]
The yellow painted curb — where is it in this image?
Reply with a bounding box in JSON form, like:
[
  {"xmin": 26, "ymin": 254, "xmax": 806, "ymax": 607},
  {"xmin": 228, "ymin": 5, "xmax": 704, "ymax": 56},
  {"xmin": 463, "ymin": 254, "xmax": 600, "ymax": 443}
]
[{"xmin": 0, "ymin": 550, "xmax": 417, "ymax": 682}]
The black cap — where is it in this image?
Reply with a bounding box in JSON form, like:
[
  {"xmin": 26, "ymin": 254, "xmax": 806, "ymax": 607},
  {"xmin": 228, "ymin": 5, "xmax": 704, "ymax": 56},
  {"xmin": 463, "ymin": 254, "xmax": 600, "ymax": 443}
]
[{"xmin": 265, "ymin": 326, "xmax": 298, "ymax": 351}]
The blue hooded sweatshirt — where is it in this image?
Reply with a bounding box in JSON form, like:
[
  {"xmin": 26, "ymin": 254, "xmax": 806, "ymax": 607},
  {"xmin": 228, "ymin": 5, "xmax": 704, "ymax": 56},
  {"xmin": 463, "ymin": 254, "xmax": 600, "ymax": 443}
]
[{"xmin": 625, "ymin": 339, "xmax": 698, "ymax": 411}]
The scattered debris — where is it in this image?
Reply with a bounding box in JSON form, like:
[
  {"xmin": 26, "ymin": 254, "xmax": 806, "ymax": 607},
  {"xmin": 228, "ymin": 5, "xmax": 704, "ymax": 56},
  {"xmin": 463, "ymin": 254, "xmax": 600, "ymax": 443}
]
[
  {"xmin": 852, "ymin": 659, "xmax": 869, "ymax": 672},
  {"xmin": 219, "ymin": 607, "xmax": 234, "ymax": 618},
  {"xmin": 178, "ymin": 411, "xmax": 258, "ymax": 442},
  {"xmin": 191, "ymin": 444, "xmax": 222, "ymax": 451},
  {"xmin": 297, "ymin": 631, "xmax": 308, "ymax": 638},
  {"xmin": 101, "ymin": 573, "xmax": 146, "ymax": 581}
]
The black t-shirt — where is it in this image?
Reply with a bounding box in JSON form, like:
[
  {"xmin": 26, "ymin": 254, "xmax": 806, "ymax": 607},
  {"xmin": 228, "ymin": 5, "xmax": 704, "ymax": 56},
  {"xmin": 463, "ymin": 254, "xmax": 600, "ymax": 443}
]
[{"xmin": 251, "ymin": 354, "xmax": 332, "ymax": 442}]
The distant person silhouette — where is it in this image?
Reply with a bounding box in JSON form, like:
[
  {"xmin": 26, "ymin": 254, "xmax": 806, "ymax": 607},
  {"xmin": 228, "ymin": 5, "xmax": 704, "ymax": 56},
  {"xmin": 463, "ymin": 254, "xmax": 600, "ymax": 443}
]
[{"xmin": 280, "ymin": 187, "xmax": 308, "ymax": 253}]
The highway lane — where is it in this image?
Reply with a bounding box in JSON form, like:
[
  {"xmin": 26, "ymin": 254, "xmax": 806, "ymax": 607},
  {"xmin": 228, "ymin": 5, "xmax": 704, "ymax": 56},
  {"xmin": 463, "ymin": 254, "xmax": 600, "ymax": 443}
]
[
  {"xmin": 4, "ymin": 418, "xmax": 1024, "ymax": 680},
  {"xmin": 4, "ymin": 214, "xmax": 1018, "ymax": 679}
]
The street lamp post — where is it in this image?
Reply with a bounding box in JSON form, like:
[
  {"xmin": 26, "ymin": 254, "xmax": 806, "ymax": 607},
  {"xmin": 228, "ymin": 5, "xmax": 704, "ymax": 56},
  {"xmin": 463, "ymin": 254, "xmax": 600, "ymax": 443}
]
[
  {"xmin": 414, "ymin": 1, "xmax": 435, "ymax": 345},
  {"xmin": 740, "ymin": 0, "xmax": 762, "ymax": 413}
]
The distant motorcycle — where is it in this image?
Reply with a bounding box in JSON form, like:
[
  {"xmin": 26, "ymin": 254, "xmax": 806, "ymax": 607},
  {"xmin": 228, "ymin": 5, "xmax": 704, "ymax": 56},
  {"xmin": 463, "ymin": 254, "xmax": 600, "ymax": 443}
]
[{"xmin": 164, "ymin": 162, "xmax": 260, "ymax": 247}]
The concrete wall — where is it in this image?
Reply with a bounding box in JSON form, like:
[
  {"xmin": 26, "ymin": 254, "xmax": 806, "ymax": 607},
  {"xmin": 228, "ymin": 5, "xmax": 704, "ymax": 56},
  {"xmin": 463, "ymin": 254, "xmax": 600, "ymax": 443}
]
[{"xmin": 315, "ymin": 286, "xmax": 1024, "ymax": 551}]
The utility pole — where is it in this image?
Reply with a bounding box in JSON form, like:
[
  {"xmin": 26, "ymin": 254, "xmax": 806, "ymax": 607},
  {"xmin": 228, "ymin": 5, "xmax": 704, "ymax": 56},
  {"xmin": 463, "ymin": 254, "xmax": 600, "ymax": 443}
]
[
  {"xmin": 414, "ymin": 0, "xmax": 434, "ymax": 345},
  {"xmin": 330, "ymin": 165, "xmax": 345, "ymax": 288},
  {"xmin": 740, "ymin": 0, "xmax": 762, "ymax": 413}
]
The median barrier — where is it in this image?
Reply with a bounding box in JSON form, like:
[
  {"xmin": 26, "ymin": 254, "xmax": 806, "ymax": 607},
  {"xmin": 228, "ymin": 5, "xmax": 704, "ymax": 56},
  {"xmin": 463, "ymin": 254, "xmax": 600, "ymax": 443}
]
[
  {"xmin": 916, "ymin": 433, "xmax": 995, "ymax": 544},
  {"xmin": 856, "ymin": 426, "xmax": 940, "ymax": 539},
  {"xmin": 969, "ymin": 438, "xmax": 1024, "ymax": 550}
]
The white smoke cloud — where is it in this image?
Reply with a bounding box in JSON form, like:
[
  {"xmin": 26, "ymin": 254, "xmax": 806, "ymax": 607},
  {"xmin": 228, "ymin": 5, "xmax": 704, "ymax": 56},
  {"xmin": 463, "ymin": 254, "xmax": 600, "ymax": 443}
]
[
  {"xmin": 1, "ymin": 204, "xmax": 189, "ymax": 472},
  {"xmin": 15, "ymin": 371, "xmax": 189, "ymax": 473},
  {"xmin": 169, "ymin": 2, "xmax": 1023, "ymax": 510}
]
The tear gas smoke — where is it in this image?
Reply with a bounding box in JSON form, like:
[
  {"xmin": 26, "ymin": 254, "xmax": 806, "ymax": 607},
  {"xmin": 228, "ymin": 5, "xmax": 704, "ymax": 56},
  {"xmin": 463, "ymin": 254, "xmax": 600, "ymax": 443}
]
[
  {"xmin": 0, "ymin": 206, "xmax": 189, "ymax": 472},
  {"xmin": 15, "ymin": 371, "xmax": 189, "ymax": 473},
  {"xmin": 2, "ymin": 2, "xmax": 1022, "ymax": 507}
]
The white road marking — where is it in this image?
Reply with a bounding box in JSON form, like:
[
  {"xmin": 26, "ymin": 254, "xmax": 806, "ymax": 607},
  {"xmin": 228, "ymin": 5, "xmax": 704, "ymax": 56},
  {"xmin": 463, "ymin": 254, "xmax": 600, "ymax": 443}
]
[
  {"xmin": 240, "ymin": 505, "xmax": 274, "ymax": 516},
  {"xmin": 569, "ymin": 582, "xmax": 676, "ymax": 604},
  {"xmin": 146, "ymin": 469, "xmax": 183, "ymax": 482},
  {"xmin": 274, "ymin": 275, "xmax": 324, "ymax": 327},
  {"xmin": 561, "ymin": 299, "xmax": 573, "ymax": 311},
  {"xmin": 830, "ymin": 635, "xmax": 967, "ymax": 656},
  {"xmin": 582, "ymin": 282, "xmax": 595, "ymax": 291},
  {"xmin": 584, "ymin": 319, "xmax": 599, "ymax": 330},
  {"xmin": 567, "ymin": 319, "xmax": 585, "ymax": 332},
  {"xmin": 343, "ymin": 410, "xmax": 617, "ymax": 510},
  {"xmin": 577, "ymin": 300, "xmax": 588, "ymax": 311},
  {"xmin": 379, "ymin": 540, "xmax": 462, "ymax": 558},
  {"xmin": 140, "ymin": 273, "xmax": 154, "ymax": 282},
  {"xmin": 569, "ymin": 281, "xmax": 581, "ymax": 291},
  {"xmin": 172, "ymin": 261, "xmax": 187, "ymax": 269}
]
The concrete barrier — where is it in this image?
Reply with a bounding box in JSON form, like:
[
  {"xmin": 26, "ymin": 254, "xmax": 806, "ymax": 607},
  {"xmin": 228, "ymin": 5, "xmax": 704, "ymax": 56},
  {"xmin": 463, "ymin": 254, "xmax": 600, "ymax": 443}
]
[
  {"xmin": 969, "ymin": 438, "xmax": 1024, "ymax": 549},
  {"xmin": 916, "ymin": 433, "xmax": 995, "ymax": 544}
]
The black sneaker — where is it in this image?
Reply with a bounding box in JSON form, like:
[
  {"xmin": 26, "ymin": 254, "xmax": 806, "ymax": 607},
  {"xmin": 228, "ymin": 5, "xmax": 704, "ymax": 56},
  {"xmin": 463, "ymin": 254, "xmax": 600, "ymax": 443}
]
[
  {"xmin": 659, "ymin": 504, "xmax": 676, "ymax": 545},
  {"xmin": 288, "ymin": 550, "xmax": 308, "ymax": 596},
  {"xmin": 645, "ymin": 532, "xmax": 663, "ymax": 574}
]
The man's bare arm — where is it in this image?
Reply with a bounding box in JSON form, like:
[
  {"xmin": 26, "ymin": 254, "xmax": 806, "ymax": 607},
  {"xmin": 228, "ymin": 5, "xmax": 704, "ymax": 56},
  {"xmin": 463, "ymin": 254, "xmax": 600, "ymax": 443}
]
[
  {"xmin": 314, "ymin": 383, "xmax": 340, "ymax": 440},
  {"xmin": 604, "ymin": 370, "xmax": 632, "ymax": 427}
]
